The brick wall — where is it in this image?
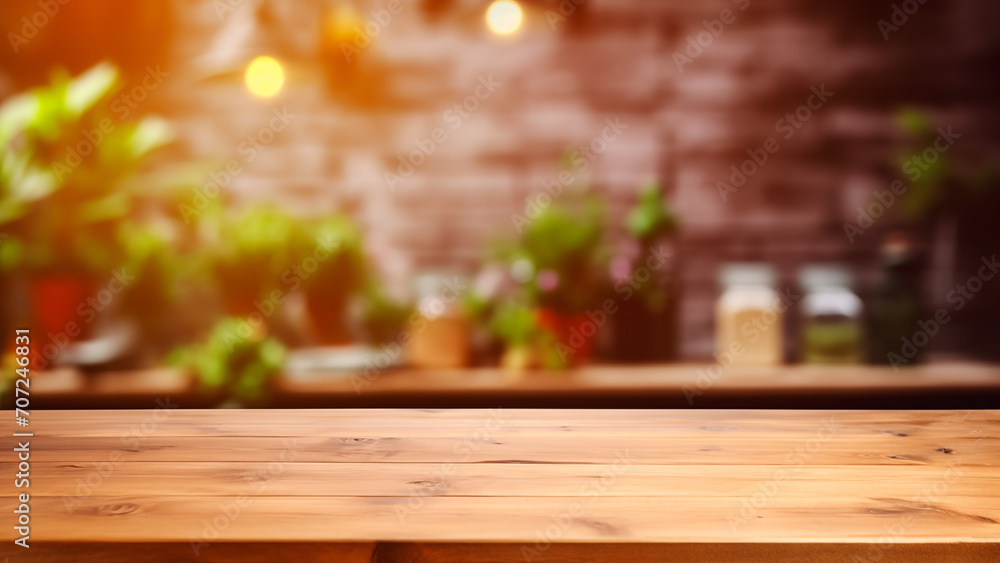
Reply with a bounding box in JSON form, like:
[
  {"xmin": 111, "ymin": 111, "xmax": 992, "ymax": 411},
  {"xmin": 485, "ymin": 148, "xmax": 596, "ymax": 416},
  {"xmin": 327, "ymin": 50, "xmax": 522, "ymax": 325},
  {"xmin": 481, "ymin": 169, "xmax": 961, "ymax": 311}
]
[{"xmin": 156, "ymin": 0, "xmax": 1000, "ymax": 357}]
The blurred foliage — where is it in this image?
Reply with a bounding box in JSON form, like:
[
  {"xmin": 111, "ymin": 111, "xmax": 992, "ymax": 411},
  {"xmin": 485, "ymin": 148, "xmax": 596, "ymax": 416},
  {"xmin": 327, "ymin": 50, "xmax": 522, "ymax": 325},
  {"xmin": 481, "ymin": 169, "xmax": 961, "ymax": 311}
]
[
  {"xmin": 168, "ymin": 316, "xmax": 286, "ymax": 404},
  {"xmin": 299, "ymin": 213, "xmax": 367, "ymax": 297},
  {"xmin": 479, "ymin": 157, "xmax": 614, "ymax": 368},
  {"xmin": 359, "ymin": 282, "xmax": 412, "ymax": 346},
  {"xmin": 626, "ymin": 180, "xmax": 677, "ymax": 243},
  {"xmin": 896, "ymin": 107, "xmax": 999, "ymax": 221},
  {"xmin": 297, "ymin": 213, "xmax": 368, "ymax": 343},
  {"xmin": 488, "ymin": 299, "xmax": 539, "ymax": 347},
  {"xmin": 496, "ymin": 189, "xmax": 608, "ymax": 313},
  {"xmin": 0, "ymin": 63, "xmax": 174, "ymax": 273},
  {"xmin": 203, "ymin": 204, "xmax": 369, "ymax": 314},
  {"xmin": 623, "ymin": 180, "xmax": 679, "ymax": 315},
  {"xmin": 206, "ymin": 204, "xmax": 301, "ymax": 308},
  {"xmin": 896, "ymin": 108, "xmax": 952, "ymax": 220}
]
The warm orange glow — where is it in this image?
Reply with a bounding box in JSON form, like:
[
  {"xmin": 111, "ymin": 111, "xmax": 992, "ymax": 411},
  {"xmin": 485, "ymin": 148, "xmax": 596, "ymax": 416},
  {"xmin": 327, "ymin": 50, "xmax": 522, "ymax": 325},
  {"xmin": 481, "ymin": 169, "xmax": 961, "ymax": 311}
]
[
  {"xmin": 486, "ymin": 0, "xmax": 522, "ymax": 36},
  {"xmin": 245, "ymin": 56, "xmax": 284, "ymax": 98},
  {"xmin": 326, "ymin": 2, "xmax": 363, "ymax": 40}
]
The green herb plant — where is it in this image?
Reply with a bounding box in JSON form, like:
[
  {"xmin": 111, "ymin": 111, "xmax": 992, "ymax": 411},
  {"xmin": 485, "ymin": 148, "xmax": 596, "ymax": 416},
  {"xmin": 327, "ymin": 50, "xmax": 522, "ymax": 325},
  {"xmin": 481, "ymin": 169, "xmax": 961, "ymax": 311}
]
[
  {"xmin": 169, "ymin": 316, "xmax": 286, "ymax": 405},
  {"xmin": 0, "ymin": 62, "xmax": 174, "ymax": 273}
]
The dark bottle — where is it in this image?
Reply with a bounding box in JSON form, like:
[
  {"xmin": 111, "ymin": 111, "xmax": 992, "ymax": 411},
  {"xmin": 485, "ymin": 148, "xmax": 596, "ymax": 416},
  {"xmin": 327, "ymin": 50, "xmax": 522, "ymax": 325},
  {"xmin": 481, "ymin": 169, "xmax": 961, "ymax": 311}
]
[
  {"xmin": 611, "ymin": 182, "xmax": 679, "ymax": 363},
  {"xmin": 870, "ymin": 232, "xmax": 924, "ymax": 365}
]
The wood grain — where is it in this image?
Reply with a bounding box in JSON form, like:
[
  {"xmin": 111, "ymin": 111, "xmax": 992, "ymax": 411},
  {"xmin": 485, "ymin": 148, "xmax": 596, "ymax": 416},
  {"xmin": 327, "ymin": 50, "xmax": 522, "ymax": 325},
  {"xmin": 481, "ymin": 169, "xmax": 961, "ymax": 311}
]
[
  {"xmin": 1, "ymin": 409, "xmax": 997, "ymax": 561},
  {"xmin": 4, "ymin": 494, "xmax": 1000, "ymax": 542},
  {"xmin": 7, "ymin": 462, "xmax": 998, "ymax": 498}
]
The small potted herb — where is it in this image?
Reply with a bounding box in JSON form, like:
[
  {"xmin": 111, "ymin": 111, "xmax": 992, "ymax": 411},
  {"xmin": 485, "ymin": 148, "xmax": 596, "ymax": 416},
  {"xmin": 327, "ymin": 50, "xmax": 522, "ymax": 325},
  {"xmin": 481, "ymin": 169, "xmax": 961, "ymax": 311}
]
[
  {"xmin": 169, "ymin": 316, "xmax": 286, "ymax": 407},
  {"xmin": 358, "ymin": 281, "xmax": 412, "ymax": 347},
  {"xmin": 209, "ymin": 204, "xmax": 299, "ymax": 317},
  {"xmin": 299, "ymin": 214, "xmax": 367, "ymax": 344},
  {"xmin": 489, "ymin": 299, "xmax": 540, "ymax": 371},
  {"xmin": 498, "ymin": 189, "xmax": 609, "ymax": 367}
]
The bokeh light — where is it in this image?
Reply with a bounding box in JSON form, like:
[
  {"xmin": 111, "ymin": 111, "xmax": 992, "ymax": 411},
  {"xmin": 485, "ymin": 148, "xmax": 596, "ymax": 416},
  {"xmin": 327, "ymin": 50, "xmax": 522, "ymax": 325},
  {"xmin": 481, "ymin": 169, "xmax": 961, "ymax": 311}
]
[
  {"xmin": 486, "ymin": 0, "xmax": 522, "ymax": 36},
  {"xmin": 245, "ymin": 55, "xmax": 284, "ymax": 98}
]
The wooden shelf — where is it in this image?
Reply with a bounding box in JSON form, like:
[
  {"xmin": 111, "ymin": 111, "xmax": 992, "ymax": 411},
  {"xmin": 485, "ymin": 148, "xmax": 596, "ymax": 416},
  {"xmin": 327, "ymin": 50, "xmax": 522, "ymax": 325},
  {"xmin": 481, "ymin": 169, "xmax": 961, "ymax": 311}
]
[{"xmin": 22, "ymin": 362, "xmax": 1000, "ymax": 409}]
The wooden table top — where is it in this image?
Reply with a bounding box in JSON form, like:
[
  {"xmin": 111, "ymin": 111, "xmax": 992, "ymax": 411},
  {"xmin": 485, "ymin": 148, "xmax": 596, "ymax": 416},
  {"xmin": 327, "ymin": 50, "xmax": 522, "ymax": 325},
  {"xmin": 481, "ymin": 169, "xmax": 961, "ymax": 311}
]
[{"xmin": 2, "ymin": 409, "xmax": 999, "ymax": 561}]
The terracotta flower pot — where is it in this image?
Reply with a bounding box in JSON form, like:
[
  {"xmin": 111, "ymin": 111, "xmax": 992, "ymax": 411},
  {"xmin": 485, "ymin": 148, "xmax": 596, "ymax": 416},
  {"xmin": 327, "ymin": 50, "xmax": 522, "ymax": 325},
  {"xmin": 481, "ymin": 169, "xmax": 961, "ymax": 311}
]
[
  {"xmin": 305, "ymin": 294, "xmax": 352, "ymax": 345},
  {"xmin": 29, "ymin": 273, "xmax": 94, "ymax": 350},
  {"xmin": 535, "ymin": 308, "xmax": 596, "ymax": 368},
  {"xmin": 213, "ymin": 262, "xmax": 272, "ymax": 317}
]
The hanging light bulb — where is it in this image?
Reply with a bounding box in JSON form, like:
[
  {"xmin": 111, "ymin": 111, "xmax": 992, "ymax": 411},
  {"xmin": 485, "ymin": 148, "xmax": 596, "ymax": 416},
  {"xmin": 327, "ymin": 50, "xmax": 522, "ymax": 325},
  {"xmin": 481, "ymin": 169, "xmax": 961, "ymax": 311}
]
[
  {"xmin": 245, "ymin": 55, "xmax": 284, "ymax": 97},
  {"xmin": 486, "ymin": 0, "xmax": 522, "ymax": 36}
]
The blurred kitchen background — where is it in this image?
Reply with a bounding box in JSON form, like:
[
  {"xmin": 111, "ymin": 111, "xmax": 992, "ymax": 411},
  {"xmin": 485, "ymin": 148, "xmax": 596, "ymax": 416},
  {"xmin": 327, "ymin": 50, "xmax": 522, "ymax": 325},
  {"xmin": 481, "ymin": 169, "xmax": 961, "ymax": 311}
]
[{"xmin": 1, "ymin": 0, "xmax": 998, "ymax": 408}]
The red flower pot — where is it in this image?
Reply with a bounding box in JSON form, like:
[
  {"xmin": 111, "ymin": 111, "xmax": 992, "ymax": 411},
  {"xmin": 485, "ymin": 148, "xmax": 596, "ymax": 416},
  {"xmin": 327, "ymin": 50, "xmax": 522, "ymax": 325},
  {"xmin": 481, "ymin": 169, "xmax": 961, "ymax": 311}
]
[
  {"xmin": 29, "ymin": 274, "xmax": 94, "ymax": 350},
  {"xmin": 535, "ymin": 308, "xmax": 596, "ymax": 367},
  {"xmin": 305, "ymin": 294, "xmax": 352, "ymax": 345}
]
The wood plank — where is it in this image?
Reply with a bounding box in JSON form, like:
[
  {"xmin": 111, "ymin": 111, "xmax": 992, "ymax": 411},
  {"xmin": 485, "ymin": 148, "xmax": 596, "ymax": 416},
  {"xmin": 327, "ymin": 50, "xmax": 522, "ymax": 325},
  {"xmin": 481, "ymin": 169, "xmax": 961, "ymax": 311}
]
[
  {"xmin": 2, "ymin": 495, "xmax": 999, "ymax": 543},
  {"xmin": 5, "ymin": 462, "xmax": 998, "ymax": 499},
  {"xmin": 20, "ymin": 408, "xmax": 1000, "ymax": 437},
  {"xmin": 18, "ymin": 433, "xmax": 995, "ymax": 465}
]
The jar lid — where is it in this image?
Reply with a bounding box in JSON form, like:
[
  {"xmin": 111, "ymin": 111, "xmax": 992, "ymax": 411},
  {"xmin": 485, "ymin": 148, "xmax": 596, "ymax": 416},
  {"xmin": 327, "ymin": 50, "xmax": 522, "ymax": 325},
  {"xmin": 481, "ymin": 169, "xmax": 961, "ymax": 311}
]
[
  {"xmin": 718, "ymin": 263, "xmax": 777, "ymax": 288},
  {"xmin": 798, "ymin": 264, "xmax": 854, "ymax": 289}
]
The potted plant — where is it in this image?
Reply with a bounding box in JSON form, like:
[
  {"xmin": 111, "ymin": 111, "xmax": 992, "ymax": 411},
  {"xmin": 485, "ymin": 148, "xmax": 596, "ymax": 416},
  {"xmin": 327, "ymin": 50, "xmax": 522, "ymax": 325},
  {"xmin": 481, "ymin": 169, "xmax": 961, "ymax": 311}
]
[
  {"xmin": 0, "ymin": 63, "xmax": 173, "ymax": 350},
  {"xmin": 169, "ymin": 316, "xmax": 286, "ymax": 407},
  {"xmin": 498, "ymin": 189, "xmax": 609, "ymax": 368},
  {"xmin": 489, "ymin": 299, "xmax": 540, "ymax": 371},
  {"xmin": 209, "ymin": 204, "xmax": 300, "ymax": 317},
  {"xmin": 358, "ymin": 281, "xmax": 412, "ymax": 347},
  {"xmin": 611, "ymin": 180, "xmax": 680, "ymax": 362},
  {"xmin": 116, "ymin": 217, "xmax": 190, "ymax": 359},
  {"xmin": 299, "ymin": 214, "xmax": 367, "ymax": 344}
]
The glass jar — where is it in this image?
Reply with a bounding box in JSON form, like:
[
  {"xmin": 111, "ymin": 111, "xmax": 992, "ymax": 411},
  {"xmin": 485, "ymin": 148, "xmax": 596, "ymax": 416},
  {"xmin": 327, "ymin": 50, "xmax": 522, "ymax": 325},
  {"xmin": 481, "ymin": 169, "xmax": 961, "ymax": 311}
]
[
  {"xmin": 716, "ymin": 264, "xmax": 783, "ymax": 365},
  {"xmin": 406, "ymin": 273, "xmax": 471, "ymax": 368},
  {"xmin": 798, "ymin": 265, "xmax": 863, "ymax": 364}
]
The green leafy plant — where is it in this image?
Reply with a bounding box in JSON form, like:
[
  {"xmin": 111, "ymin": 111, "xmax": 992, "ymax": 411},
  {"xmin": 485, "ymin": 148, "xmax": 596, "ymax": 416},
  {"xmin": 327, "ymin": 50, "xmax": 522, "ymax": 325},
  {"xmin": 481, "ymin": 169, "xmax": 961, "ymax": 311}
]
[
  {"xmin": 623, "ymin": 180, "xmax": 679, "ymax": 313},
  {"xmin": 487, "ymin": 299, "xmax": 546, "ymax": 370},
  {"xmin": 299, "ymin": 214, "xmax": 368, "ymax": 342},
  {"xmin": 358, "ymin": 282, "xmax": 411, "ymax": 345},
  {"xmin": 489, "ymin": 299, "xmax": 539, "ymax": 347},
  {"xmin": 896, "ymin": 107, "xmax": 998, "ymax": 221},
  {"xmin": 169, "ymin": 316, "xmax": 286, "ymax": 404},
  {"xmin": 208, "ymin": 204, "xmax": 301, "ymax": 314},
  {"xmin": 202, "ymin": 203, "xmax": 369, "ymax": 340},
  {"xmin": 0, "ymin": 62, "xmax": 174, "ymax": 273},
  {"xmin": 626, "ymin": 180, "xmax": 677, "ymax": 244},
  {"xmin": 301, "ymin": 214, "xmax": 366, "ymax": 294},
  {"xmin": 896, "ymin": 109, "xmax": 953, "ymax": 220},
  {"xmin": 116, "ymin": 218, "xmax": 189, "ymax": 350},
  {"xmin": 499, "ymin": 192, "xmax": 608, "ymax": 313}
]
